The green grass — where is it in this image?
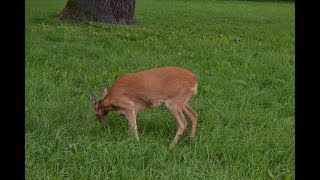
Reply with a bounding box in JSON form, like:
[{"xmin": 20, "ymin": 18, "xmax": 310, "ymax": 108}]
[{"xmin": 26, "ymin": 0, "xmax": 295, "ymax": 179}]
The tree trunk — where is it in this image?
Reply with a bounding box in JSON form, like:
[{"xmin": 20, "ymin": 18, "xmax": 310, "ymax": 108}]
[{"xmin": 58, "ymin": 0, "xmax": 135, "ymax": 25}]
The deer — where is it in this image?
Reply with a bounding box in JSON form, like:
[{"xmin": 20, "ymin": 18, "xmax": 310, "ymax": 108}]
[{"xmin": 90, "ymin": 66, "xmax": 198, "ymax": 148}]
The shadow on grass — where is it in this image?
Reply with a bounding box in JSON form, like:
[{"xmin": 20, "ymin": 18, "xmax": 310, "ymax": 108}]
[{"xmin": 90, "ymin": 111, "xmax": 196, "ymax": 148}]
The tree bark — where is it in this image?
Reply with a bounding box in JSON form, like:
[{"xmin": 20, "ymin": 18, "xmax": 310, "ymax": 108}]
[{"xmin": 58, "ymin": 0, "xmax": 135, "ymax": 25}]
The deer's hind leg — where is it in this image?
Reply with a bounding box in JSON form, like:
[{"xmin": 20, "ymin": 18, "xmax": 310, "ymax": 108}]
[
  {"xmin": 165, "ymin": 100, "xmax": 187, "ymax": 149},
  {"xmin": 182, "ymin": 103, "xmax": 198, "ymax": 140}
]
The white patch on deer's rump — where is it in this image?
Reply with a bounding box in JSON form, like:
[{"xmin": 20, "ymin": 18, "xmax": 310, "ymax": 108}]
[{"xmin": 191, "ymin": 85, "xmax": 198, "ymax": 95}]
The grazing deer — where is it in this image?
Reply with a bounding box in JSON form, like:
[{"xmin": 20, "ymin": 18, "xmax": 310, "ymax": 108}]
[{"xmin": 90, "ymin": 66, "xmax": 198, "ymax": 148}]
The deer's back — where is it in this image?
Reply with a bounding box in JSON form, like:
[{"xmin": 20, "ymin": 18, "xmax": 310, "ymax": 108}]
[{"xmin": 106, "ymin": 67, "xmax": 198, "ymax": 110}]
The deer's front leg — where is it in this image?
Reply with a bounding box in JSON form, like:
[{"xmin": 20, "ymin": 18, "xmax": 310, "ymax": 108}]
[
  {"xmin": 125, "ymin": 110, "xmax": 139, "ymax": 141},
  {"xmin": 113, "ymin": 98, "xmax": 139, "ymax": 141}
]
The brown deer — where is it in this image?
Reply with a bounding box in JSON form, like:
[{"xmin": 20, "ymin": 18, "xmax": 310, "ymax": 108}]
[{"xmin": 90, "ymin": 66, "xmax": 198, "ymax": 148}]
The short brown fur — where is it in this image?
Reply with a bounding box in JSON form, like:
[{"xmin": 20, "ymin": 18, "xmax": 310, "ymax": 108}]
[{"xmin": 90, "ymin": 66, "xmax": 198, "ymax": 148}]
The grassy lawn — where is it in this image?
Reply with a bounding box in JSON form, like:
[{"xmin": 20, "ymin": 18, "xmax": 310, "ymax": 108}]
[{"xmin": 26, "ymin": 0, "xmax": 295, "ymax": 179}]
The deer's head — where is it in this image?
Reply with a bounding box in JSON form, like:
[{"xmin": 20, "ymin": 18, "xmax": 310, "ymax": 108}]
[{"xmin": 90, "ymin": 88, "xmax": 109, "ymax": 126}]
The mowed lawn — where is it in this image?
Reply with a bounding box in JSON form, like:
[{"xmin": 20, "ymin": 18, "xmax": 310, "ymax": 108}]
[{"xmin": 25, "ymin": 0, "xmax": 295, "ymax": 179}]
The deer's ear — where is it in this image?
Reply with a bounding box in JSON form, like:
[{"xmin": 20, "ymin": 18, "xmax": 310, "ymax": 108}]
[
  {"xmin": 90, "ymin": 94, "xmax": 96, "ymax": 107},
  {"xmin": 102, "ymin": 87, "xmax": 108, "ymax": 98}
]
